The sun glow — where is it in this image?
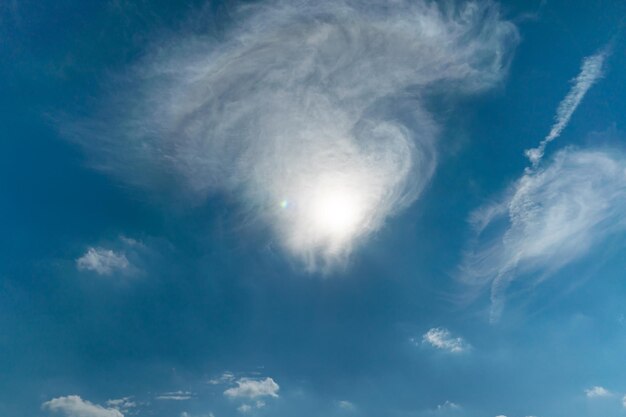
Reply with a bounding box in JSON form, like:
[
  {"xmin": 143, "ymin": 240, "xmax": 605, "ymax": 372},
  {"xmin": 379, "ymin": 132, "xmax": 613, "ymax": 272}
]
[{"xmin": 311, "ymin": 186, "xmax": 361, "ymax": 238}]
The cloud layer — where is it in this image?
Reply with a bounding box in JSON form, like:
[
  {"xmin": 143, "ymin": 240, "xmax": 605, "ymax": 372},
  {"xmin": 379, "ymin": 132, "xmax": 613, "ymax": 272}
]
[
  {"xmin": 461, "ymin": 148, "xmax": 626, "ymax": 320},
  {"xmin": 76, "ymin": 0, "xmax": 517, "ymax": 271}
]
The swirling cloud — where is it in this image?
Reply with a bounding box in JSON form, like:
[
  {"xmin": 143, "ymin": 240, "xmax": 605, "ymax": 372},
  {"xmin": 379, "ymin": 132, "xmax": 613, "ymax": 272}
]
[{"xmin": 75, "ymin": 0, "xmax": 517, "ymax": 271}]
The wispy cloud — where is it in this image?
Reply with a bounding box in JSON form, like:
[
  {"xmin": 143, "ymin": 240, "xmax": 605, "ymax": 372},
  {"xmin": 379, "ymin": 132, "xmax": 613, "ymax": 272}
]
[
  {"xmin": 156, "ymin": 391, "xmax": 194, "ymax": 401},
  {"xmin": 420, "ymin": 327, "xmax": 470, "ymax": 353},
  {"xmin": 525, "ymin": 47, "xmax": 609, "ymax": 166},
  {"xmin": 461, "ymin": 148, "xmax": 626, "ymax": 321},
  {"xmin": 42, "ymin": 396, "xmax": 123, "ymax": 417},
  {"xmin": 224, "ymin": 377, "xmax": 279, "ymax": 399},
  {"xmin": 106, "ymin": 397, "xmax": 136, "ymax": 413},
  {"xmin": 76, "ymin": 247, "xmax": 129, "ymax": 275},
  {"xmin": 461, "ymin": 44, "xmax": 617, "ymax": 321},
  {"xmin": 72, "ymin": 0, "xmax": 518, "ymax": 272}
]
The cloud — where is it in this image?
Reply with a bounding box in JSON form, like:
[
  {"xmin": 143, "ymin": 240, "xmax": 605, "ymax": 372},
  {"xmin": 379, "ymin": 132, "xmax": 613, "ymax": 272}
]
[
  {"xmin": 585, "ymin": 386, "xmax": 613, "ymax": 398},
  {"xmin": 42, "ymin": 396, "xmax": 124, "ymax": 417},
  {"xmin": 421, "ymin": 327, "xmax": 470, "ymax": 353},
  {"xmin": 525, "ymin": 47, "xmax": 609, "ymax": 166},
  {"xmin": 237, "ymin": 404, "xmax": 252, "ymax": 413},
  {"xmin": 436, "ymin": 401, "xmax": 461, "ymax": 411},
  {"xmin": 73, "ymin": 0, "xmax": 517, "ymax": 271},
  {"xmin": 76, "ymin": 247, "xmax": 129, "ymax": 275},
  {"xmin": 156, "ymin": 391, "xmax": 194, "ymax": 400},
  {"xmin": 106, "ymin": 397, "xmax": 137, "ymax": 413},
  {"xmin": 461, "ymin": 148, "xmax": 626, "ymax": 321},
  {"xmin": 622, "ymin": 394, "xmax": 626, "ymax": 408},
  {"xmin": 338, "ymin": 400, "xmax": 355, "ymax": 411},
  {"xmin": 208, "ymin": 371, "xmax": 236, "ymax": 385},
  {"xmin": 224, "ymin": 377, "xmax": 280, "ymax": 399}
]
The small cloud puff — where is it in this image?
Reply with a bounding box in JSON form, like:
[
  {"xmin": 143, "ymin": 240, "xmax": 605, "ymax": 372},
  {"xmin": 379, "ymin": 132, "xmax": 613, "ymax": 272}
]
[
  {"xmin": 437, "ymin": 400, "xmax": 461, "ymax": 411},
  {"xmin": 420, "ymin": 327, "xmax": 470, "ymax": 353},
  {"xmin": 224, "ymin": 377, "xmax": 280, "ymax": 399},
  {"xmin": 585, "ymin": 386, "xmax": 613, "ymax": 398},
  {"xmin": 76, "ymin": 247, "xmax": 129, "ymax": 275},
  {"xmin": 42, "ymin": 395, "xmax": 123, "ymax": 417},
  {"xmin": 338, "ymin": 400, "xmax": 355, "ymax": 411}
]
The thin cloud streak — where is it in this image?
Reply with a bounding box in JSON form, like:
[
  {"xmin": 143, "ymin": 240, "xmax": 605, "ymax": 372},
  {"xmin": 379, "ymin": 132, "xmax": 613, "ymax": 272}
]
[{"xmin": 525, "ymin": 47, "xmax": 609, "ymax": 166}]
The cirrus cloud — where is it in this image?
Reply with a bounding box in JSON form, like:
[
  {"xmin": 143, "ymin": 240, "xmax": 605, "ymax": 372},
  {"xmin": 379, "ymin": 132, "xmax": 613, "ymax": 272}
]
[
  {"xmin": 72, "ymin": 0, "xmax": 517, "ymax": 271},
  {"xmin": 461, "ymin": 148, "xmax": 626, "ymax": 321}
]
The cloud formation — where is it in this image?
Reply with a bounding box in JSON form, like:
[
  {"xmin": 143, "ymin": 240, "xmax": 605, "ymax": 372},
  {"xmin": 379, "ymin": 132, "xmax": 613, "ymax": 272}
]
[
  {"xmin": 585, "ymin": 386, "xmax": 612, "ymax": 398},
  {"xmin": 76, "ymin": 0, "xmax": 517, "ymax": 271},
  {"xmin": 461, "ymin": 148, "xmax": 626, "ymax": 321},
  {"xmin": 525, "ymin": 48, "xmax": 609, "ymax": 166},
  {"xmin": 156, "ymin": 391, "xmax": 194, "ymax": 400},
  {"xmin": 421, "ymin": 327, "xmax": 470, "ymax": 353},
  {"xmin": 76, "ymin": 247, "xmax": 129, "ymax": 275},
  {"xmin": 224, "ymin": 377, "xmax": 280, "ymax": 399},
  {"xmin": 42, "ymin": 396, "xmax": 124, "ymax": 417}
]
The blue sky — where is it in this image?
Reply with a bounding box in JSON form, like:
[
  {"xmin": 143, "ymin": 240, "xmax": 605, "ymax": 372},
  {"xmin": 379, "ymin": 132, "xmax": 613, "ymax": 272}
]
[{"xmin": 2, "ymin": 1, "xmax": 626, "ymax": 416}]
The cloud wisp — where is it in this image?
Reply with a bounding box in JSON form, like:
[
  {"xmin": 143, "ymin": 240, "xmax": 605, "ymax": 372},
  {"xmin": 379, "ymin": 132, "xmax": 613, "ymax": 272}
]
[
  {"xmin": 462, "ymin": 148, "xmax": 626, "ymax": 321},
  {"xmin": 525, "ymin": 48, "xmax": 609, "ymax": 166},
  {"xmin": 460, "ymin": 44, "xmax": 617, "ymax": 321},
  {"xmin": 74, "ymin": 0, "xmax": 517, "ymax": 271}
]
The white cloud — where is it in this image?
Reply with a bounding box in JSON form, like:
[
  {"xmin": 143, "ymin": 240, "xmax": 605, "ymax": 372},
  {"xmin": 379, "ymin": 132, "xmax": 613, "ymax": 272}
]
[
  {"xmin": 106, "ymin": 397, "xmax": 136, "ymax": 413},
  {"xmin": 586, "ymin": 386, "xmax": 612, "ymax": 398},
  {"xmin": 622, "ymin": 394, "xmax": 626, "ymax": 408},
  {"xmin": 237, "ymin": 404, "xmax": 252, "ymax": 413},
  {"xmin": 208, "ymin": 371, "xmax": 235, "ymax": 385},
  {"xmin": 224, "ymin": 377, "xmax": 279, "ymax": 400},
  {"xmin": 338, "ymin": 400, "xmax": 355, "ymax": 411},
  {"xmin": 461, "ymin": 148, "xmax": 626, "ymax": 321},
  {"xmin": 42, "ymin": 395, "xmax": 123, "ymax": 417},
  {"xmin": 525, "ymin": 47, "xmax": 609, "ymax": 166},
  {"xmin": 74, "ymin": 0, "xmax": 517, "ymax": 272},
  {"xmin": 156, "ymin": 391, "xmax": 194, "ymax": 400},
  {"xmin": 421, "ymin": 327, "xmax": 470, "ymax": 353},
  {"xmin": 436, "ymin": 400, "xmax": 461, "ymax": 411},
  {"xmin": 76, "ymin": 247, "xmax": 129, "ymax": 275}
]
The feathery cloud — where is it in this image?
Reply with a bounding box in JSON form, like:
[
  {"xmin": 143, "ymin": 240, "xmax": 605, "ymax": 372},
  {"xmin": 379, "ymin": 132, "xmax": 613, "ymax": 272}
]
[
  {"xmin": 42, "ymin": 396, "xmax": 123, "ymax": 417},
  {"xmin": 461, "ymin": 148, "xmax": 626, "ymax": 321},
  {"xmin": 72, "ymin": 0, "xmax": 517, "ymax": 271}
]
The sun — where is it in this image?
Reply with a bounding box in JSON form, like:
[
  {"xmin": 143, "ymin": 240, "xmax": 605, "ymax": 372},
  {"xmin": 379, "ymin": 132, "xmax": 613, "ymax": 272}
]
[{"xmin": 311, "ymin": 187, "xmax": 361, "ymax": 238}]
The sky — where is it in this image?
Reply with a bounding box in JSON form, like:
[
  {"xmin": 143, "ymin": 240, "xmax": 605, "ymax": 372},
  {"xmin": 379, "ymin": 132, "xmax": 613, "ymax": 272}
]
[{"xmin": 2, "ymin": 1, "xmax": 626, "ymax": 416}]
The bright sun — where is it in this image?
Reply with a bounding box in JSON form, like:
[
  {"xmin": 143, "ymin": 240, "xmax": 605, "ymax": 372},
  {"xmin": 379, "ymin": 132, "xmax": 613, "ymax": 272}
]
[{"xmin": 311, "ymin": 187, "xmax": 361, "ymax": 238}]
